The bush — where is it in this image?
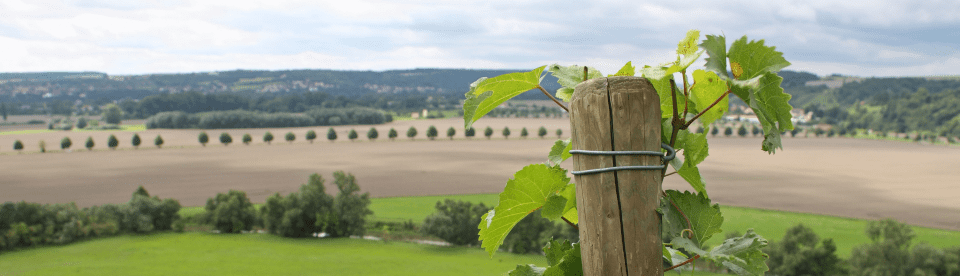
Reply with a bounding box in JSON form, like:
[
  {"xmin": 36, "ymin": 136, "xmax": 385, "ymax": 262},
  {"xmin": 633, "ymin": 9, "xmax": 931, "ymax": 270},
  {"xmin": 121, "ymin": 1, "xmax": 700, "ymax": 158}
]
[
  {"xmin": 306, "ymin": 130, "xmax": 317, "ymax": 143},
  {"xmin": 102, "ymin": 104, "xmax": 123, "ymax": 125},
  {"xmin": 327, "ymin": 171, "xmax": 372, "ymax": 237},
  {"xmin": 242, "ymin": 134, "xmax": 252, "ymax": 145},
  {"xmin": 261, "ymin": 172, "xmax": 371, "ymax": 238},
  {"xmin": 556, "ymin": 128, "xmax": 562, "ymax": 138},
  {"xmin": 420, "ymin": 200, "xmax": 490, "ymax": 246},
  {"xmin": 367, "ymin": 127, "xmax": 378, "ymax": 140},
  {"xmin": 711, "ymin": 126, "xmax": 719, "ymax": 136},
  {"xmin": 285, "ymin": 132, "xmax": 295, "ymax": 143},
  {"xmin": 119, "ymin": 186, "xmax": 181, "ymax": 233},
  {"xmin": 388, "ymin": 128, "xmax": 397, "ymax": 140},
  {"xmin": 485, "ymin": 127, "xmax": 494, "ymax": 139},
  {"xmin": 538, "ymin": 126, "xmax": 547, "ymax": 138},
  {"xmin": 751, "ymin": 125, "xmax": 760, "ymax": 136},
  {"xmin": 85, "ymin": 136, "xmax": 95, "ymax": 151},
  {"xmin": 502, "ymin": 127, "xmax": 511, "ymax": 139},
  {"xmin": 264, "ymin": 131, "xmax": 274, "ymax": 144},
  {"xmin": 198, "ymin": 132, "xmax": 209, "ymax": 146},
  {"xmin": 60, "ymin": 137, "xmax": 72, "ymax": 150},
  {"xmin": 465, "ymin": 127, "xmax": 476, "ymax": 138},
  {"xmin": 426, "ymin": 125, "xmax": 438, "ymax": 140},
  {"xmin": 520, "ymin": 127, "xmax": 528, "ymax": 138},
  {"xmin": 106, "ymin": 135, "xmax": 118, "ymax": 149},
  {"xmin": 219, "ymin": 132, "xmax": 232, "ymax": 146},
  {"xmin": 724, "ymin": 126, "xmax": 733, "ymax": 137},
  {"xmin": 790, "ymin": 128, "xmax": 800, "ymax": 137},
  {"xmin": 327, "ymin": 128, "xmax": 337, "ymax": 142},
  {"xmin": 76, "ymin": 118, "xmax": 88, "ymax": 129},
  {"xmin": 846, "ymin": 219, "xmax": 953, "ymax": 276},
  {"xmin": 132, "ymin": 134, "xmax": 141, "ymax": 148},
  {"xmin": 763, "ymin": 224, "xmax": 846, "ymax": 276},
  {"xmin": 828, "ymin": 129, "xmax": 836, "ymax": 137},
  {"xmin": 446, "ymin": 127, "xmax": 456, "ymax": 140},
  {"xmin": 13, "ymin": 140, "xmax": 23, "ymax": 152},
  {"xmin": 348, "ymin": 129, "xmax": 358, "ymax": 141},
  {"xmin": 407, "ymin": 126, "xmax": 418, "ymax": 140},
  {"xmin": 154, "ymin": 135, "xmax": 164, "ymax": 148},
  {"xmin": 737, "ymin": 125, "xmax": 748, "ymax": 137},
  {"xmin": 38, "ymin": 140, "xmax": 45, "ymax": 153},
  {"xmin": 204, "ymin": 190, "xmax": 257, "ymax": 234}
]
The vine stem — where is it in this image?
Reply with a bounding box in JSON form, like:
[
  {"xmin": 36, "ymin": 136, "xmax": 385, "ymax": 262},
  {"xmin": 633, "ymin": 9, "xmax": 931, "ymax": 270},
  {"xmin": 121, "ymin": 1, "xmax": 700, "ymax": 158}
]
[
  {"xmin": 681, "ymin": 70, "xmax": 690, "ymax": 121},
  {"xmin": 665, "ymin": 254, "xmax": 701, "ymax": 272},
  {"xmin": 562, "ymin": 217, "xmax": 578, "ymax": 230},
  {"xmin": 684, "ymin": 90, "xmax": 732, "ymax": 129},
  {"xmin": 538, "ymin": 86, "xmax": 569, "ymax": 113}
]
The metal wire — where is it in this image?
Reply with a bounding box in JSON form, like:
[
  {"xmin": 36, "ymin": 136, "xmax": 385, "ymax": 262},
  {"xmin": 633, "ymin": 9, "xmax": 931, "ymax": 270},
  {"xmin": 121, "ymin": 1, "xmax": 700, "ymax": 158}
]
[{"xmin": 569, "ymin": 143, "xmax": 675, "ymax": 176}]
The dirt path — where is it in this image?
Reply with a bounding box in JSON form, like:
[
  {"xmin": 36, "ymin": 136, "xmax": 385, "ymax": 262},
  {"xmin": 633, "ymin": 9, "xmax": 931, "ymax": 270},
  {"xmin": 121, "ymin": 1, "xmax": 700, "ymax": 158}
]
[{"xmin": 1, "ymin": 125, "xmax": 958, "ymax": 231}]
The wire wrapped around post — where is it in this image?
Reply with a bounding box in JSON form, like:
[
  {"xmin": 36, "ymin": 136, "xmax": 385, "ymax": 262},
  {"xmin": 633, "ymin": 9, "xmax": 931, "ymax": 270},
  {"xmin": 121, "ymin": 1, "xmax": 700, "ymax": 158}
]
[{"xmin": 569, "ymin": 143, "xmax": 675, "ymax": 175}]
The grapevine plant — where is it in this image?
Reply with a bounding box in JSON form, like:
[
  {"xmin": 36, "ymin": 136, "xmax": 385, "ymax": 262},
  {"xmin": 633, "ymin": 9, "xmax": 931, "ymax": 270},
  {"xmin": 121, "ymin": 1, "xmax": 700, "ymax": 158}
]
[{"xmin": 462, "ymin": 30, "xmax": 794, "ymax": 275}]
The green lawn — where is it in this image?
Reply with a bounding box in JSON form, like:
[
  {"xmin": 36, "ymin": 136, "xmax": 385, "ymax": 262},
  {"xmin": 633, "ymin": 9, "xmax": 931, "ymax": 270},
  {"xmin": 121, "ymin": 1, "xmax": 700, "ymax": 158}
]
[{"xmin": 0, "ymin": 124, "xmax": 146, "ymax": 136}]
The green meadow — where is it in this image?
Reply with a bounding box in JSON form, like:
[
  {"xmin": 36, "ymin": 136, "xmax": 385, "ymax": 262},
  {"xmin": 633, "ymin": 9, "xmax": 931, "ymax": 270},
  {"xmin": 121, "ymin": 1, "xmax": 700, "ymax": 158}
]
[{"xmin": 0, "ymin": 124, "xmax": 146, "ymax": 136}]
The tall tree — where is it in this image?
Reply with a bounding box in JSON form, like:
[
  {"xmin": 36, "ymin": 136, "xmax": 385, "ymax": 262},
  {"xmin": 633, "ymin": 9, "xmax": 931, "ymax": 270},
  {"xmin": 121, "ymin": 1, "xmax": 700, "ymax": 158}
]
[
  {"xmin": 198, "ymin": 131, "xmax": 209, "ymax": 147},
  {"xmin": 85, "ymin": 136, "xmax": 95, "ymax": 151},
  {"xmin": 306, "ymin": 130, "xmax": 317, "ymax": 143},
  {"xmin": 132, "ymin": 134, "xmax": 141, "ymax": 149},
  {"xmin": 108, "ymin": 134, "xmax": 119, "ymax": 149},
  {"xmin": 102, "ymin": 103, "xmax": 123, "ymax": 125}
]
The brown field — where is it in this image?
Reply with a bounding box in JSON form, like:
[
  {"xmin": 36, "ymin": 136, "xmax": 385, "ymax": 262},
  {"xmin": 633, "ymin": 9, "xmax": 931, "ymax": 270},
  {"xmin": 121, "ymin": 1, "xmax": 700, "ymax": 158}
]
[{"xmin": 1, "ymin": 118, "xmax": 958, "ymax": 231}]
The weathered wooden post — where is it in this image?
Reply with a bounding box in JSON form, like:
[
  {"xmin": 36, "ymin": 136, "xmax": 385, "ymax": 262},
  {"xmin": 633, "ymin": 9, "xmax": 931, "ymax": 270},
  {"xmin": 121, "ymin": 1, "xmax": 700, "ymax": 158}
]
[{"xmin": 570, "ymin": 76, "xmax": 663, "ymax": 276}]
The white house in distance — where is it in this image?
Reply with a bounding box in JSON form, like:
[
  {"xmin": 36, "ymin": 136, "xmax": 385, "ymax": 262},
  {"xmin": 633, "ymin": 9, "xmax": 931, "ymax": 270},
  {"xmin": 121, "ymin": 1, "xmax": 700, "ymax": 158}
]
[{"xmin": 724, "ymin": 105, "xmax": 812, "ymax": 124}]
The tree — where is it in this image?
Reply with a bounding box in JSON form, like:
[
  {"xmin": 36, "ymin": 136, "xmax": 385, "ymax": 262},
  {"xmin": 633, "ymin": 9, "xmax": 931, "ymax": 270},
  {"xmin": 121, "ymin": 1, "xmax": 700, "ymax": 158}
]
[
  {"xmin": 751, "ymin": 125, "xmax": 760, "ymax": 136},
  {"xmin": 85, "ymin": 136, "xmax": 95, "ymax": 151},
  {"xmin": 538, "ymin": 126, "xmax": 547, "ymax": 138},
  {"xmin": 38, "ymin": 140, "xmax": 46, "ymax": 153},
  {"xmin": 446, "ymin": 127, "xmax": 456, "ymax": 140},
  {"xmin": 388, "ymin": 128, "xmax": 397, "ymax": 140},
  {"xmin": 407, "ymin": 126, "xmax": 418, "ymax": 140},
  {"xmin": 367, "ymin": 127, "xmax": 378, "ymax": 140},
  {"xmin": 420, "ymin": 199, "xmax": 490, "ymax": 246},
  {"xmin": 763, "ymin": 224, "xmax": 846, "ymax": 276},
  {"xmin": 828, "ymin": 129, "xmax": 836, "ymax": 138},
  {"xmin": 738, "ymin": 125, "xmax": 748, "ymax": 137},
  {"xmin": 306, "ymin": 130, "xmax": 317, "ymax": 143},
  {"xmin": 154, "ymin": 135, "xmax": 164, "ymax": 148},
  {"xmin": 60, "ymin": 137, "xmax": 72, "ymax": 150},
  {"xmin": 556, "ymin": 128, "xmax": 562, "ymax": 138},
  {"xmin": 76, "ymin": 118, "xmax": 88, "ymax": 129},
  {"xmin": 426, "ymin": 125, "xmax": 438, "ymax": 140},
  {"xmin": 285, "ymin": 132, "xmax": 295, "ymax": 144},
  {"xmin": 242, "ymin": 134, "xmax": 252, "ymax": 145},
  {"xmin": 198, "ymin": 131, "xmax": 209, "ymax": 147},
  {"xmin": 327, "ymin": 171, "xmax": 373, "ymax": 237},
  {"xmin": 327, "ymin": 128, "xmax": 337, "ymax": 142},
  {"xmin": 725, "ymin": 126, "xmax": 733, "ymax": 137},
  {"xmin": 465, "ymin": 127, "xmax": 476, "ymax": 138},
  {"xmin": 13, "ymin": 140, "xmax": 23, "ymax": 153},
  {"xmin": 102, "ymin": 103, "xmax": 123, "ymax": 125},
  {"xmin": 108, "ymin": 134, "xmax": 119, "ymax": 149},
  {"xmin": 264, "ymin": 131, "xmax": 274, "ymax": 144},
  {"xmin": 848, "ymin": 219, "xmax": 918, "ymax": 275},
  {"xmin": 502, "ymin": 127, "xmax": 511, "ymax": 139},
  {"xmin": 484, "ymin": 127, "xmax": 494, "ymax": 139},
  {"xmin": 711, "ymin": 126, "xmax": 719, "ymax": 137},
  {"xmin": 348, "ymin": 129, "xmax": 358, "ymax": 141},
  {"xmin": 790, "ymin": 128, "xmax": 800, "ymax": 137},
  {"xmin": 219, "ymin": 132, "xmax": 232, "ymax": 146},
  {"xmin": 520, "ymin": 127, "xmax": 528, "ymax": 138},
  {"xmin": 261, "ymin": 173, "xmax": 334, "ymax": 238},
  {"xmin": 132, "ymin": 134, "xmax": 141, "ymax": 149},
  {"xmin": 205, "ymin": 190, "xmax": 257, "ymax": 234}
]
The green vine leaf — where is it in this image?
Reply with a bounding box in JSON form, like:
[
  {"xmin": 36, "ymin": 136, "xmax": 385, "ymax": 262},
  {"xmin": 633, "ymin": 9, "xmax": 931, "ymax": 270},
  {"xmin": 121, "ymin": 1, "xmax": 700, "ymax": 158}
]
[
  {"xmin": 547, "ymin": 64, "xmax": 603, "ymax": 102},
  {"xmin": 671, "ymin": 229, "xmax": 769, "ymax": 276},
  {"xmin": 508, "ymin": 264, "xmax": 546, "ymax": 276},
  {"xmin": 642, "ymin": 66, "xmax": 683, "ymax": 119},
  {"xmin": 558, "ymin": 183, "xmax": 578, "ymax": 224},
  {"xmin": 662, "ymin": 190, "xmax": 723, "ymax": 248},
  {"xmin": 541, "ymin": 194, "xmax": 567, "ymax": 221},
  {"xmin": 612, "ymin": 61, "xmax": 635, "ymax": 76},
  {"xmin": 690, "ymin": 69, "xmax": 729, "ymax": 126},
  {"xmin": 677, "ymin": 30, "xmax": 701, "ymax": 56},
  {"xmin": 727, "ymin": 36, "xmax": 790, "ymax": 80},
  {"xmin": 751, "ymin": 73, "xmax": 794, "ymax": 153},
  {"xmin": 479, "ymin": 164, "xmax": 571, "ymax": 256},
  {"xmin": 547, "ymin": 139, "xmax": 572, "ymax": 166},
  {"xmin": 463, "ymin": 66, "xmax": 546, "ymax": 129},
  {"xmin": 543, "ymin": 241, "xmax": 582, "ymax": 276},
  {"xmin": 701, "ymin": 34, "xmax": 728, "ymax": 79},
  {"xmin": 669, "ymin": 130, "xmax": 709, "ymax": 196},
  {"xmin": 545, "ymin": 239, "xmax": 574, "ymax": 266},
  {"xmin": 663, "ymin": 245, "xmax": 689, "ymax": 267}
]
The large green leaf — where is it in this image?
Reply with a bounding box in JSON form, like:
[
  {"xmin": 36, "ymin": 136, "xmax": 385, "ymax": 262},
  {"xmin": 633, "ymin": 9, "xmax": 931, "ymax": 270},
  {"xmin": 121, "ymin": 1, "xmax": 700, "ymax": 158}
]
[
  {"xmin": 663, "ymin": 245, "xmax": 690, "ymax": 267},
  {"xmin": 701, "ymin": 34, "xmax": 728, "ymax": 79},
  {"xmin": 612, "ymin": 61, "xmax": 635, "ymax": 76},
  {"xmin": 669, "ymin": 130, "xmax": 709, "ymax": 196},
  {"xmin": 547, "ymin": 64, "xmax": 603, "ymax": 102},
  {"xmin": 541, "ymin": 194, "xmax": 567, "ymax": 221},
  {"xmin": 545, "ymin": 239, "xmax": 574, "ymax": 266},
  {"xmin": 547, "ymin": 139, "xmax": 572, "ymax": 166},
  {"xmin": 642, "ymin": 66, "xmax": 683, "ymax": 118},
  {"xmin": 543, "ymin": 242, "xmax": 582, "ymax": 276},
  {"xmin": 558, "ymin": 183, "xmax": 577, "ymax": 224},
  {"xmin": 677, "ymin": 30, "xmax": 701, "ymax": 56},
  {"xmin": 750, "ymin": 73, "xmax": 794, "ymax": 153},
  {"xmin": 662, "ymin": 190, "xmax": 722, "ymax": 248},
  {"xmin": 479, "ymin": 164, "xmax": 571, "ymax": 256},
  {"xmin": 727, "ymin": 36, "xmax": 790, "ymax": 80},
  {"xmin": 671, "ymin": 229, "xmax": 769, "ymax": 276},
  {"xmin": 463, "ymin": 66, "xmax": 546, "ymax": 129},
  {"xmin": 508, "ymin": 265, "xmax": 546, "ymax": 276},
  {"xmin": 690, "ymin": 69, "xmax": 729, "ymax": 126}
]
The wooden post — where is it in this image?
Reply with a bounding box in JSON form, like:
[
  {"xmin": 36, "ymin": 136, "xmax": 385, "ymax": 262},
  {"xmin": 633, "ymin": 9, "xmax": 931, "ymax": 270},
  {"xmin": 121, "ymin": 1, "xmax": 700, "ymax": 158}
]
[{"xmin": 570, "ymin": 76, "xmax": 662, "ymax": 276}]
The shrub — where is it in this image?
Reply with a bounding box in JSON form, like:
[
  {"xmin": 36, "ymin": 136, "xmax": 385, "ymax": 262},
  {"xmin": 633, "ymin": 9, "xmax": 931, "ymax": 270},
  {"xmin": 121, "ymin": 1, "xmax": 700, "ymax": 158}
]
[
  {"xmin": 420, "ymin": 199, "xmax": 490, "ymax": 246},
  {"xmin": 407, "ymin": 126, "xmax": 418, "ymax": 140},
  {"xmin": 105, "ymin": 135, "xmax": 118, "ymax": 150},
  {"xmin": 102, "ymin": 104, "xmax": 123, "ymax": 125},
  {"xmin": 485, "ymin": 127, "xmax": 494, "ymax": 139},
  {"xmin": 76, "ymin": 118, "xmax": 88, "ymax": 129},
  {"xmin": 737, "ymin": 125, "xmax": 748, "ymax": 137},
  {"xmin": 205, "ymin": 190, "xmax": 257, "ymax": 234},
  {"xmin": 426, "ymin": 125, "xmax": 438, "ymax": 140},
  {"xmin": 285, "ymin": 132, "xmax": 295, "ymax": 143},
  {"xmin": 264, "ymin": 131, "xmax": 274, "ymax": 144},
  {"xmin": 828, "ymin": 129, "xmax": 836, "ymax": 138},
  {"xmin": 848, "ymin": 219, "xmax": 931, "ymax": 275},
  {"xmin": 790, "ymin": 128, "xmax": 799, "ymax": 137},
  {"xmin": 219, "ymin": 132, "xmax": 232, "ymax": 146},
  {"xmin": 13, "ymin": 140, "xmax": 23, "ymax": 152},
  {"xmin": 38, "ymin": 140, "xmax": 46, "ymax": 153},
  {"xmin": 538, "ymin": 126, "xmax": 547, "ymax": 138},
  {"xmin": 348, "ymin": 129, "xmax": 358, "ymax": 141},
  {"xmin": 261, "ymin": 172, "xmax": 371, "ymax": 238},
  {"xmin": 446, "ymin": 127, "xmax": 456, "ymax": 140},
  {"xmin": 388, "ymin": 128, "xmax": 397, "ymax": 140},
  {"xmin": 520, "ymin": 127, "xmax": 528, "ymax": 138},
  {"xmin": 724, "ymin": 126, "xmax": 733, "ymax": 137},
  {"xmin": 327, "ymin": 128, "xmax": 337, "ymax": 142},
  {"xmin": 198, "ymin": 131, "xmax": 209, "ymax": 146},
  {"xmin": 367, "ymin": 127, "xmax": 378, "ymax": 140},
  {"xmin": 751, "ymin": 125, "xmax": 760, "ymax": 136},
  {"xmin": 502, "ymin": 127, "xmax": 511, "ymax": 139},
  {"xmin": 306, "ymin": 130, "xmax": 317, "ymax": 143},
  {"xmin": 711, "ymin": 126, "xmax": 719, "ymax": 137},
  {"xmin": 839, "ymin": 128, "xmax": 848, "ymax": 137},
  {"xmin": 242, "ymin": 134, "xmax": 252, "ymax": 145},
  {"xmin": 60, "ymin": 137, "xmax": 72, "ymax": 150},
  {"xmin": 123, "ymin": 186, "xmax": 181, "ymax": 233},
  {"xmin": 154, "ymin": 135, "xmax": 164, "ymax": 148},
  {"xmin": 815, "ymin": 128, "xmax": 825, "ymax": 137},
  {"xmin": 465, "ymin": 127, "xmax": 476, "ymax": 138},
  {"xmin": 556, "ymin": 128, "xmax": 562, "ymax": 138},
  {"xmin": 85, "ymin": 136, "xmax": 95, "ymax": 151},
  {"xmin": 763, "ymin": 224, "xmax": 846, "ymax": 276},
  {"xmin": 131, "ymin": 134, "xmax": 141, "ymax": 149}
]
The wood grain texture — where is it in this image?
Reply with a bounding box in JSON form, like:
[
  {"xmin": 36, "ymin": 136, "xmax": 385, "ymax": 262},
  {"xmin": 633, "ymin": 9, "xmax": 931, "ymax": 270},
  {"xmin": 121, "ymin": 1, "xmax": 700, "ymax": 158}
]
[{"xmin": 570, "ymin": 76, "xmax": 662, "ymax": 276}]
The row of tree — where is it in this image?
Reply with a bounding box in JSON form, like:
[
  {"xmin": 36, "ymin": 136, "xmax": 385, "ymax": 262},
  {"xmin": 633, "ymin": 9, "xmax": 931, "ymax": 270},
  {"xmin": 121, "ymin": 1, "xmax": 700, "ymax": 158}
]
[
  {"xmin": 12, "ymin": 134, "xmax": 165, "ymax": 153},
  {"xmin": 144, "ymin": 107, "xmax": 392, "ymax": 129}
]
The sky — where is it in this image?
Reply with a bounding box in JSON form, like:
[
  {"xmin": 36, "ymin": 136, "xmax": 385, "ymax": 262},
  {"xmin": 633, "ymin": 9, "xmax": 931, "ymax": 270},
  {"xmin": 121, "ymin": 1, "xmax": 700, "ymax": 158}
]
[{"xmin": 0, "ymin": 0, "xmax": 958, "ymax": 77}]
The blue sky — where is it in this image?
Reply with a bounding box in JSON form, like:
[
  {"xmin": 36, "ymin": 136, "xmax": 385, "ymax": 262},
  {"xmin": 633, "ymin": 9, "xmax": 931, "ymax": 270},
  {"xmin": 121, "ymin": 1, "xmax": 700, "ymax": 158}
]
[{"xmin": 0, "ymin": 0, "xmax": 958, "ymax": 77}]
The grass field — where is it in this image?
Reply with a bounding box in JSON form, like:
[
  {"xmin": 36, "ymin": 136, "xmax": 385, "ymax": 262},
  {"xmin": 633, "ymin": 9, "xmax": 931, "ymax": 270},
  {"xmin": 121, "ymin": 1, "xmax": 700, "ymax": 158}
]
[{"xmin": 0, "ymin": 124, "xmax": 146, "ymax": 136}]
